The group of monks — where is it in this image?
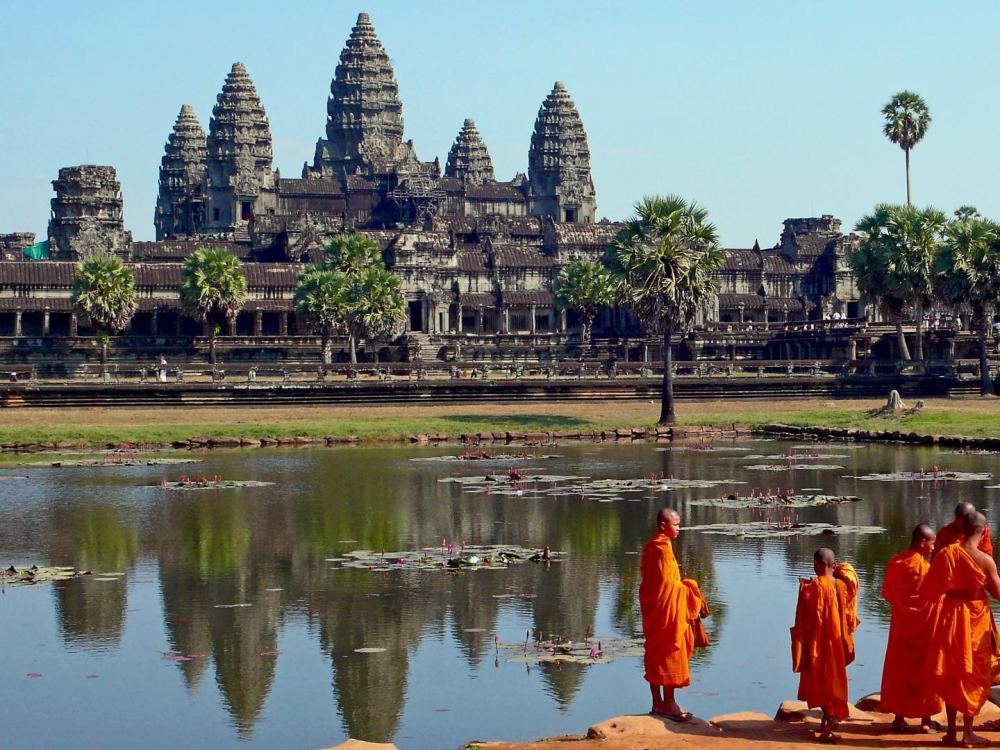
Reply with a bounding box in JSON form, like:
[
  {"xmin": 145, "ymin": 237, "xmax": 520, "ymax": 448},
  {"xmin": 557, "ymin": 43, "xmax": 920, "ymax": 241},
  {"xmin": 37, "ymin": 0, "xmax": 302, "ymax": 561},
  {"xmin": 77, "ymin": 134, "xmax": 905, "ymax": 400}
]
[{"xmin": 639, "ymin": 503, "xmax": 1000, "ymax": 746}]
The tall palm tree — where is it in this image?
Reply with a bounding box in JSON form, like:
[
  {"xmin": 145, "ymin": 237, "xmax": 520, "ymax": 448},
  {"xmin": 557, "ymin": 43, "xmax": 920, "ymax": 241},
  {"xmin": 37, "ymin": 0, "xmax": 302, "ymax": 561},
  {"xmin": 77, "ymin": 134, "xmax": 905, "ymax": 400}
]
[
  {"xmin": 553, "ymin": 260, "xmax": 615, "ymax": 350},
  {"xmin": 179, "ymin": 247, "xmax": 248, "ymax": 365},
  {"xmin": 935, "ymin": 218, "xmax": 1000, "ymax": 395},
  {"xmin": 294, "ymin": 269, "xmax": 348, "ymax": 364},
  {"xmin": 853, "ymin": 203, "xmax": 946, "ymax": 361},
  {"xmin": 344, "ymin": 267, "xmax": 407, "ymax": 364},
  {"xmin": 881, "ymin": 91, "xmax": 931, "ymax": 206},
  {"xmin": 71, "ymin": 256, "xmax": 138, "ymax": 377},
  {"xmin": 606, "ymin": 195, "xmax": 724, "ymax": 425},
  {"xmin": 847, "ymin": 234, "xmax": 911, "ymax": 360}
]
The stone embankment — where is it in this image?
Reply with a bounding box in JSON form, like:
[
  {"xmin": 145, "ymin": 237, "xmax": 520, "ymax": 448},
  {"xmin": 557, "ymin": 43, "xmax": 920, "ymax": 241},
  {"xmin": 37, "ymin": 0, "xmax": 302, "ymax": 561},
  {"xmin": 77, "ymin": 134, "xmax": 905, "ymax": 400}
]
[{"xmin": 758, "ymin": 422, "xmax": 1000, "ymax": 449}]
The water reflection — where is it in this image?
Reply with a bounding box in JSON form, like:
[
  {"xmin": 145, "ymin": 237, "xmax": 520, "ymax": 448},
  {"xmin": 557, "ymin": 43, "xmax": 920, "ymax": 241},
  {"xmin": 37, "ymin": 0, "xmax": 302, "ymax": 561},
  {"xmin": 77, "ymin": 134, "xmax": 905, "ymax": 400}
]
[{"xmin": 1, "ymin": 441, "xmax": 998, "ymax": 747}]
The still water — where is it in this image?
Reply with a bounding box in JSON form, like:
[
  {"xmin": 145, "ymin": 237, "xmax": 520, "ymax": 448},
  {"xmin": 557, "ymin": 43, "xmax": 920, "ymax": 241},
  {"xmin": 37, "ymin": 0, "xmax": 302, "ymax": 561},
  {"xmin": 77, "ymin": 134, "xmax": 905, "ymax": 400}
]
[{"xmin": 1, "ymin": 440, "xmax": 997, "ymax": 749}]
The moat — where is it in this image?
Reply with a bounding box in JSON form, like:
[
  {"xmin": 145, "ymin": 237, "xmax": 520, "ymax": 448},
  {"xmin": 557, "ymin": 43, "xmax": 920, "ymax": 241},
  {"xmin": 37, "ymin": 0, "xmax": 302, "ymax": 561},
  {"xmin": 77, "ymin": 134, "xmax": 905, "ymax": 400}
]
[{"xmin": 2, "ymin": 441, "xmax": 998, "ymax": 749}]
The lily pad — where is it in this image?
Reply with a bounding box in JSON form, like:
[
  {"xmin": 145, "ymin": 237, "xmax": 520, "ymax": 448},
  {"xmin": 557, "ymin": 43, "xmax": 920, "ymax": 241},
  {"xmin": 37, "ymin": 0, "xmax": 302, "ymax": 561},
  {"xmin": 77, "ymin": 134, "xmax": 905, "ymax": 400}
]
[
  {"xmin": 745, "ymin": 464, "xmax": 844, "ymax": 472},
  {"xmin": 686, "ymin": 521, "xmax": 886, "ymax": 538},
  {"xmin": 689, "ymin": 494, "xmax": 864, "ymax": 509},
  {"xmin": 851, "ymin": 470, "xmax": 991, "ymax": 482},
  {"xmin": 496, "ymin": 634, "xmax": 645, "ymax": 665},
  {"xmin": 331, "ymin": 544, "xmax": 558, "ymax": 572},
  {"xmin": 354, "ymin": 647, "xmax": 387, "ymax": 654},
  {"xmin": 25, "ymin": 457, "xmax": 202, "ymax": 468},
  {"xmin": 155, "ymin": 479, "xmax": 275, "ymax": 491},
  {"xmin": 411, "ymin": 452, "xmax": 559, "ymax": 463},
  {"xmin": 1, "ymin": 565, "xmax": 91, "ymax": 587}
]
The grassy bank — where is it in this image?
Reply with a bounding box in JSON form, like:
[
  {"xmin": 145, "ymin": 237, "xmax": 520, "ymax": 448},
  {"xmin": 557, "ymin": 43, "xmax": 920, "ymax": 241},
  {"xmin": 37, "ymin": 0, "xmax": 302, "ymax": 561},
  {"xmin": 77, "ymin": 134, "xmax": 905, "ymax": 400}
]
[{"xmin": 2, "ymin": 397, "xmax": 1000, "ymax": 449}]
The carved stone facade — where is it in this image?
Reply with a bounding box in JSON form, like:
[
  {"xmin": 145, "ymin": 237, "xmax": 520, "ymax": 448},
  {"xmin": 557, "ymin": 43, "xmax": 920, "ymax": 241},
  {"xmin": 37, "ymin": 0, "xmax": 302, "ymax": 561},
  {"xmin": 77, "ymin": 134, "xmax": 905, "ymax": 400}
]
[
  {"xmin": 528, "ymin": 82, "xmax": 597, "ymax": 224},
  {"xmin": 155, "ymin": 104, "xmax": 207, "ymax": 240},
  {"xmin": 0, "ymin": 233, "xmax": 35, "ymax": 262},
  {"xmin": 445, "ymin": 120, "xmax": 495, "ymax": 185},
  {"xmin": 48, "ymin": 166, "xmax": 131, "ymax": 260},
  {"xmin": 204, "ymin": 62, "xmax": 275, "ymax": 237}
]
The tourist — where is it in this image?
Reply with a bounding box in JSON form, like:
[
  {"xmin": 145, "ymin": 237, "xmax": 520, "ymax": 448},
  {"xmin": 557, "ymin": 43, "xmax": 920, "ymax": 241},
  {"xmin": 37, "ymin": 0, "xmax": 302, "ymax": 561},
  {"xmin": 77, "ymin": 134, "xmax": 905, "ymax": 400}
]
[
  {"xmin": 638, "ymin": 507, "xmax": 710, "ymax": 722},
  {"xmin": 790, "ymin": 548, "xmax": 859, "ymax": 743},
  {"xmin": 9, "ymin": 371, "xmax": 17, "ymax": 383},
  {"xmin": 932, "ymin": 502, "xmax": 993, "ymax": 559},
  {"xmin": 880, "ymin": 524, "xmax": 942, "ymax": 731},
  {"xmin": 158, "ymin": 355, "xmax": 168, "ymax": 383},
  {"xmin": 920, "ymin": 512, "xmax": 1000, "ymax": 747}
]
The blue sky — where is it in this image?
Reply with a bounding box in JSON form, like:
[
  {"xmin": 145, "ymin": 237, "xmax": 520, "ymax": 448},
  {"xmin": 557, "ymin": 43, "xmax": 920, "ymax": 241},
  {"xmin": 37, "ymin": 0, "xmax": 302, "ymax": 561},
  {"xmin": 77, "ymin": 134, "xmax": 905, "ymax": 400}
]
[{"xmin": 2, "ymin": 1, "xmax": 998, "ymax": 247}]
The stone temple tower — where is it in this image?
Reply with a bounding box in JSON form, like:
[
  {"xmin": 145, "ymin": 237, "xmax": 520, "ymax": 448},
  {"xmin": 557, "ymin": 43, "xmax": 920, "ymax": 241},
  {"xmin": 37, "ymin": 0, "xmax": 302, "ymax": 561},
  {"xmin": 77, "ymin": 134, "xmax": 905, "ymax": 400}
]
[
  {"xmin": 305, "ymin": 13, "xmax": 413, "ymax": 178},
  {"xmin": 444, "ymin": 119, "xmax": 495, "ymax": 185},
  {"xmin": 527, "ymin": 82, "xmax": 596, "ymax": 224},
  {"xmin": 204, "ymin": 62, "xmax": 274, "ymax": 236},
  {"xmin": 155, "ymin": 104, "xmax": 207, "ymax": 240},
  {"xmin": 48, "ymin": 166, "xmax": 131, "ymax": 260}
]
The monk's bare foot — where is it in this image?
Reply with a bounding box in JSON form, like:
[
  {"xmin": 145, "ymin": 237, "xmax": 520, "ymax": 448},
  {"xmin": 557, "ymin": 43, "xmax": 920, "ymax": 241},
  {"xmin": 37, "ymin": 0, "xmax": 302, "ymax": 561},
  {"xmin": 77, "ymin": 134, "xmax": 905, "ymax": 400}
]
[
  {"xmin": 922, "ymin": 719, "xmax": 942, "ymax": 733},
  {"xmin": 817, "ymin": 730, "xmax": 841, "ymax": 744},
  {"xmin": 891, "ymin": 716, "xmax": 907, "ymax": 731},
  {"xmin": 960, "ymin": 732, "xmax": 989, "ymax": 748},
  {"xmin": 943, "ymin": 732, "xmax": 960, "ymax": 747}
]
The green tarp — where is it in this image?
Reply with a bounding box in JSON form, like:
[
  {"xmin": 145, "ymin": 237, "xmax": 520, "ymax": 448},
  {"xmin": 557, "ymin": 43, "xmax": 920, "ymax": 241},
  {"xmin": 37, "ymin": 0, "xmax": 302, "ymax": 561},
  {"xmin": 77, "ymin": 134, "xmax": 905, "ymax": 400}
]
[{"xmin": 22, "ymin": 240, "xmax": 50, "ymax": 261}]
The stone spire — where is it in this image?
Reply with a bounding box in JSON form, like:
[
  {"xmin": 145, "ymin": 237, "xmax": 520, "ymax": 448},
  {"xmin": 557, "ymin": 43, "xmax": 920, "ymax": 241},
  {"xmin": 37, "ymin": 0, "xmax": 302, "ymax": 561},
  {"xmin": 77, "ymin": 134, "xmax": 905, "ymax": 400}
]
[
  {"xmin": 205, "ymin": 62, "xmax": 274, "ymax": 233},
  {"xmin": 527, "ymin": 81, "xmax": 597, "ymax": 223},
  {"xmin": 305, "ymin": 12, "xmax": 408, "ymax": 178},
  {"xmin": 155, "ymin": 104, "xmax": 207, "ymax": 240},
  {"xmin": 444, "ymin": 119, "xmax": 494, "ymax": 185},
  {"xmin": 49, "ymin": 166, "xmax": 131, "ymax": 260}
]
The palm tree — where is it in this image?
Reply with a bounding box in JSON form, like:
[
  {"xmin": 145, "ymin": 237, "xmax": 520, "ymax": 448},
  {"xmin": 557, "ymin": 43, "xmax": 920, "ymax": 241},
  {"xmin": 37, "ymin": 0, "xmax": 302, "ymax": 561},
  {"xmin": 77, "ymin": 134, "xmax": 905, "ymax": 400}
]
[
  {"xmin": 179, "ymin": 247, "xmax": 248, "ymax": 365},
  {"xmin": 294, "ymin": 269, "xmax": 348, "ymax": 364},
  {"xmin": 553, "ymin": 261, "xmax": 615, "ymax": 351},
  {"xmin": 344, "ymin": 267, "xmax": 407, "ymax": 364},
  {"xmin": 853, "ymin": 203, "xmax": 946, "ymax": 361},
  {"xmin": 881, "ymin": 91, "xmax": 931, "ymax": 205},
  {"xmin": 954, "ymin": 206, "xmax": 980, "ymax": 222},
  {"xmin": 71, "ymin": 256, "xmax": 138, "ymax": 377},
  {"xmin": 321, "ymin": 234, "xmax": 383, "ymax": 275},
  {"xmin": 847, "ymin": 234, "xmax": 911, "ymax": 360},
  {"xmin": 606, "ymin": 195, "xmax": 724, "ymax": 425},
  {"xmin": 935, "ymin": 217, "xmax": 1000, "ymax": 395}
]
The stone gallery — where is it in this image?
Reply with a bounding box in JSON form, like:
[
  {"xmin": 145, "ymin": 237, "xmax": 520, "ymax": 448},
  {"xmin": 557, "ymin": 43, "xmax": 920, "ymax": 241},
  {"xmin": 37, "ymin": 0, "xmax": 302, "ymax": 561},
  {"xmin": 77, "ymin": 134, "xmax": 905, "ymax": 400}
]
[{"xmin": 0, "ymin": 13, "xmax": 863, "ymax": 364}]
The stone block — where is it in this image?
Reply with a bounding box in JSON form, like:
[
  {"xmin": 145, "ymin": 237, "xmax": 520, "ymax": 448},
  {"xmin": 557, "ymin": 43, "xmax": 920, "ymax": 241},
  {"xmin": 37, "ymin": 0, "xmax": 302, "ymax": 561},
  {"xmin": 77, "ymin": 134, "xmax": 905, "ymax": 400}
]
[
  {"xmin": 774, "ymin": 700, "xmax": 820, "ymax": 722},
  {"xmin": 207, "ymin": 436, "xmax": 241, "ymax": 447},
  {"xmin": 854, "ymin": 692, "xmax": 881, "ymax": 712},
  {"xmin": 709, "ymin": 712, "xmax": 774, "ymax": 731},
  {"xmin": 322, "ymin": 740, "xmax": 398, "ymax": 750}
]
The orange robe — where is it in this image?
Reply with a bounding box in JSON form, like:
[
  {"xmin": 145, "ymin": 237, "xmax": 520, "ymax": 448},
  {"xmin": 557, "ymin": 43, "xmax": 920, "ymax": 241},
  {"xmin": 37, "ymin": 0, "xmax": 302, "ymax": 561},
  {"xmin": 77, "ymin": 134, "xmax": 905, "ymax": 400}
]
[
  {"xmin": 880, "ymin": 550, "xmax": 943, "ymax": 717},
  {"xmin": 921, "ymin": 544, "xmax": 997, "ymax": 717},
  {"xmin": 639, "ymin": 532, "xmax": 709, "ymax": 687},
  {"xmin": 791, "ymin": 575, "xmax": 857, "ymax": 721},
  {"xmin": 933, "ymin": 520, "xmax": 993, "ymax": 558}
]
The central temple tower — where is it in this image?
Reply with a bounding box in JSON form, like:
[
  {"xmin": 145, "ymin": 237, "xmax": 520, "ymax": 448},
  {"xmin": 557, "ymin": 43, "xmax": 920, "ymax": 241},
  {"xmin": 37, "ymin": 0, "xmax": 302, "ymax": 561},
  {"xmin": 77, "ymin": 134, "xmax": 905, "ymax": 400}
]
[{"xmin": 305, "ymin": 13, "xmax": 416, "ymax": 178}]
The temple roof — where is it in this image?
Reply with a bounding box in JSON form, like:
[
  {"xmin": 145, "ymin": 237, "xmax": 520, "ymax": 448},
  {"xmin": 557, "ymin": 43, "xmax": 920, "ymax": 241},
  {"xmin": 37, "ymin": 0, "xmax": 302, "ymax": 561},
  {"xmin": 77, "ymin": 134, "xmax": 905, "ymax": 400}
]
[
  {"xmin": 207, "ymin": 62, "xmax": 272, "ymax": 176},
  {"xmin": 528, "ymin": 82, "xmax": 595, "ymax": 206},
  {"xmin": 445, "ymin": 119, "xmax": 495, "ymax": 185},
  {"xmin": 159, "ymin": 105, "xmax": 206, "ymax": 189}
]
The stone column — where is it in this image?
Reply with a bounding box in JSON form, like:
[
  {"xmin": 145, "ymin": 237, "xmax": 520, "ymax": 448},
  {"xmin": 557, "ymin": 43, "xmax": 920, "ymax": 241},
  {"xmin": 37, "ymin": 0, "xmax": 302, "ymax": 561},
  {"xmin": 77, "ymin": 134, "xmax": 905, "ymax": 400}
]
[
  {"xmin": 530, "ymin": 305, "xmax": 537, "ymax": 334},
  {"xmin": 738, "ymin": 306, "xmax": 745, "ymax": 324},
  {"xmin": 503, "ymin": 307, "xmax": 511, "ymax": 334},
  {"xmin": 227, "ymin": 318, "xmax": 236, "ymax": 336},
  {"xmin": 560, "ymin": 308, "xmax": 568, "ymax": 332},
  {"xmin": 848, "ymin": 339, "xmax": 857, "ymax": 361},
  {"xmin": 476, "ymin": 310, "xmax": 483, "ymax": 335},
  {"xmin": 456, "ymin": 305, "xmax": 463, "ymax": 333},
  {"xmin": 279, "ymin": 312, "xmax": 288, "ymax": 336},
  {"xmin": 254, "ymin": 311, "xmax": 263, "ymax": 337},
  {"xmin": 70, "ymin": 313, "xmax": 78, "ymax": 337},
  {"xmin": 42, "ymin": 311, "xmax": 50, "ymax": 336},
  {"xmin": 14, "ymin": 311, "xmax": 21, "ymax": 337},
  {"xmin": 151, "ymin": 311, "xmax": 158, "ymax": 336}
]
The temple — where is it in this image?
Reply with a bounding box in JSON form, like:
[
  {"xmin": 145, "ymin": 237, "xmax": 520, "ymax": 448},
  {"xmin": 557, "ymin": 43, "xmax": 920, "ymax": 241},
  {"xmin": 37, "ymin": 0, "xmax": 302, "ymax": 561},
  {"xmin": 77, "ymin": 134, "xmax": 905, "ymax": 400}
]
[{"xmin": 1, "ymin": 12, "xmax": 881, "ymax": 368}]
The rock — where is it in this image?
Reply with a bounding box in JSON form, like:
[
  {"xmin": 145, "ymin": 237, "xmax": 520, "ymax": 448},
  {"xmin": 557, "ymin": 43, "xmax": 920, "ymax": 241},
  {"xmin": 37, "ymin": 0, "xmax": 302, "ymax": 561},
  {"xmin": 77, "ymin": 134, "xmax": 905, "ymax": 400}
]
[
  {"xmin": 854, "ymin": 692, "xmax": 881, "ymax": 712},
  {"xmin": 260, "ymin": 437, "xmax": 278, "ymax": 446},
  {"xmin": 187, "ymin": 435, "xmax": 210, "ymax": 446},
  {"xmin": 932, "ymin": 699, "xmax": 1000, "ymax": 725},
  {"xmin": 709, "ymin": 712, "xmax": 774, "ymax": 731},
  {"xmin": 846, "ymin": 703, "xmax": 878, "ymax": 723},
  {"xmin": 207, "ymin": 436, "xmax": 241, "ymax": 447},
  {"xmin": 322, "ymin": 740, "xmax": 398, "ymax": 750},
  {"xmin": 774, "ymin": 700, "xmax": 820, "ymax": 722},
  {"xmin": 586, "ymin": 714, "xmax": 715, "ymax": 740},
  {"xmin": 990, "ymin": 686, "xmax": 1000, "ymax": 707},
  {"xmin": 239, "ymin": 438, "xmax": 260, "ymax": 447}
]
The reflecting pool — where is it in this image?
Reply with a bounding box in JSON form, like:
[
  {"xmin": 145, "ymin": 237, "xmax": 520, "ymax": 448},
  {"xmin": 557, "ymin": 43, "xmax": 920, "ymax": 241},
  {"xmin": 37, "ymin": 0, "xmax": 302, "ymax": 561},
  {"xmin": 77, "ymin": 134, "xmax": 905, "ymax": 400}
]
[{"xmin": 1, "ymin": 440, "xmax": 998, "ymax": 749}]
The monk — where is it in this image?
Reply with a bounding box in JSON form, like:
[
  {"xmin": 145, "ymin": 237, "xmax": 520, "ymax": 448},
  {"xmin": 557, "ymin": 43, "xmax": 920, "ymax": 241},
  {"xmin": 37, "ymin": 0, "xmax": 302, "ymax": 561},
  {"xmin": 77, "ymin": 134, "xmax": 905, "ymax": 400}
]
[
  {"xmin": 921, "ymin": 512, "xmax": 1000, "ymax": 747},
  {"xmin": 932, "ymin": 502, "xmax": 993, "ymax": 559},
  {"xmin": 639, "ymin": 508, "xmax": 710, "ymax": 722},
  {"xmin": 791, "ymin": 548, "xmax": 859, "ymax": 743},
  {"xmin": 880, "ymin": 524, "xmax": 942, "ymax": 731}
]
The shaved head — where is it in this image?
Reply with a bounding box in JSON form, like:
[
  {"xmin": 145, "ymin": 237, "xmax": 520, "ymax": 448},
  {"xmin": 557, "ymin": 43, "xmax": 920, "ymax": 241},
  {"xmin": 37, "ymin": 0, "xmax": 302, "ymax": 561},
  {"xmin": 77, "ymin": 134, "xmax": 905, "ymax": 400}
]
[
  {"xmin": 814, "ymin": 548, "xmax": 836, "ymax": 567},
  {"xmin": 657, "ymin": 508, "xmax": 680, "ymax": 526},
  {"xmin": 956, "ymin": 502, "xmax": 977, "ymax": 520},
  {"xmin": 963, "ymin": 512, "xmax": 987, "ymax": 537},
  {"xmin": 911, "ymin": 524, "xmax": 935, "ymax": 545}
]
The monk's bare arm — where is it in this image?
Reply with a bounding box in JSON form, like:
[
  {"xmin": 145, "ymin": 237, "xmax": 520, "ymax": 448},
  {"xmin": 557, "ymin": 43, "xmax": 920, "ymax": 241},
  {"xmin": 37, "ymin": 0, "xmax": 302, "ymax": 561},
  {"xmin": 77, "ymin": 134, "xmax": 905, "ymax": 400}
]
[{"xmin": 984, "ymin": 554, "xmax": 1000, "ymax": 601}]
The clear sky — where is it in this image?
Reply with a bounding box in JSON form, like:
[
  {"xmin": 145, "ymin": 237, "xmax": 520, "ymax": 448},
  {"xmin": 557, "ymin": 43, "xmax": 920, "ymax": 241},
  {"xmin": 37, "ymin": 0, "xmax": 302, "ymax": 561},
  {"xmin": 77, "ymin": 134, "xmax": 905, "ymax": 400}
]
[{"xmin": 2, "ymin": 1, "xmax": 998, "ymax": 248}]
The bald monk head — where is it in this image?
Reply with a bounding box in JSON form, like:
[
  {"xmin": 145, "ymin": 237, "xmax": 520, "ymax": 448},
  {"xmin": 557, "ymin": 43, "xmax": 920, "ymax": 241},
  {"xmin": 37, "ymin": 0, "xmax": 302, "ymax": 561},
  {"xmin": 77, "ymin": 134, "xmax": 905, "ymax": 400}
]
[
  {"xmin": 910, "ymin": 524, "xmax": 936, "ymax": 557},
  {"xmin": 813, "ymin": 547, "xmax": 836, "ymax": 577},
  {"xmin": 656, "ymin": 508, "xmax": 681, "ymax": 540},
  {"xmin": 955, "ymin": 502, "xmax": 977, "ymax": 521},
  {"xmin": 963, "ymin": 511, "xmax": 988, "ymax": 539}
]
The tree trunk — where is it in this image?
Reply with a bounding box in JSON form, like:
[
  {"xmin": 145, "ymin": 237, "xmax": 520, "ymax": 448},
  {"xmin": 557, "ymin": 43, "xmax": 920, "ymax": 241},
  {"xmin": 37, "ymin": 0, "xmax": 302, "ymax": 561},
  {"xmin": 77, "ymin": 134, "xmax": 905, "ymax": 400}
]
[
  {"xmin": 905, "ymin": 147, "xmax": 911, "ymax": 206},
  {"xmin": 209, "ymin": 327, "xmax": 217, "ymax": 365},
  {"xmin": 582, "ymin": 313, "xmax": 592, "ymax": 348},
  {"xmin": 980, "ymin": 320, "xmax": 995, "ymax": 396},
  {"xmin": 913, "ymin": 298, "xmax": 924, "ymax": 362},
  {"xmin": 321, "ymin": 325, "xmax": 331, "ymax": 364},
  {"xmin": 100, "ymin": 339, "xmax": 108, "ymax": 379},
  {"xmin": 349, "ymin": 334, "xmax": 357, "ymax": 364},
  {"xmin": 373, "ymin": 342, "xmax": 379, "ymax": 364},
  {"xmin": 659, "ymin": 329, "xmax": 675, "ymax": 425},
  {"xmin": 895, "ymin": 319, "xmax": 911, "ymax": 361}
]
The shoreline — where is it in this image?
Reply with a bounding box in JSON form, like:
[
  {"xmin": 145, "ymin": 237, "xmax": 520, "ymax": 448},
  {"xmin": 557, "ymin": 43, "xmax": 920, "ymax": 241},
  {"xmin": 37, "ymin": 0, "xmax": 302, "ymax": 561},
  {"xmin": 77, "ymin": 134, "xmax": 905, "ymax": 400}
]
[{"xmin": 4, "ymin": 397, "xmax": 1000, "ymax": 454}]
